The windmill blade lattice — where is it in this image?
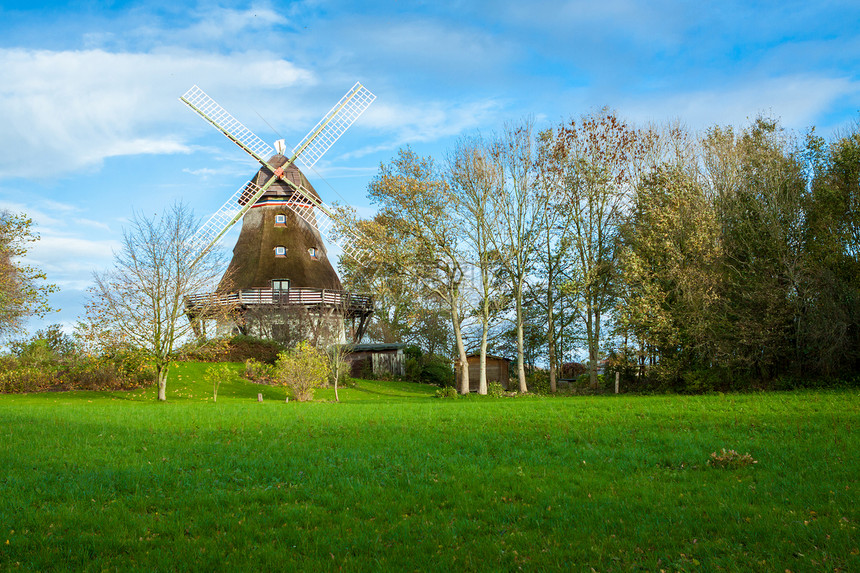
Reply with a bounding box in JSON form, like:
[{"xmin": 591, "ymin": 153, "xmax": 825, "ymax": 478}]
[
  {"xmin": 189, "ymin": 180, "xmax": 264, "ymax": 259},
  {"xmin": 181, "ymin": 85, "xmax": 275, "ymax": 165},
  {"xmin": 292, "ymin": 82, "xmax": 376, "ymax": 170},
  {"xmin": 285, "ymin": 191, "xmax": 367, "ymax": 264}
]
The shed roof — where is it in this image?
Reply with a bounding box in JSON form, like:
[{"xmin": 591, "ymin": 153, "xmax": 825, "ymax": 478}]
[{"xmin": 465, "ymin": 353, "xmax": 511, "ymax": 362}]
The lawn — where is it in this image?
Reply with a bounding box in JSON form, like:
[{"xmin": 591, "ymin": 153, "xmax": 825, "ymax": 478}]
[{"xmin": 1, "ymin": 362, "xmax": 857, "ymax": 571}]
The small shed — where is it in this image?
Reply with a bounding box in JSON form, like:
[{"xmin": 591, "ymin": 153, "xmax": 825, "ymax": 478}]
[
  {"xmin": 343, "ymin": 343, "xmax": 406, "ymax": 378},
  {"xmin": 457, "ymin": 354, "xmax": 511, "ymax": 392}
]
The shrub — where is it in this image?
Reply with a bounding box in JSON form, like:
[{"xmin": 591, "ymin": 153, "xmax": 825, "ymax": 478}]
[
  {"xmin": 487, "ymin": 381, "xmax": 505, "ymax": 397},
  {"xmin": 243, "ymin": 358, "xmax": 275, "ymax": 385},
  {"xmin": 177, "ymin": 335, "xmax": 284, "ymax": 364},
  {"xmin": 103, "ymin": 345, "xmax": 156, "ymax": 386},
  {"xmin": 422, "ymin": 355, "xmax": 454, "ymax": 387},
  {"xmin": 14, "ymin": 338, "xmax": 59, "ymax": 370},
  {"xmin": 526, "ymin": 370, "xmax": 550, "ymax": 394},
  {"xmin": 560, "ymin": 362, "xmax": 587, "ymax": 379},
  {"xmin": 576, "ymin": 372, "xmax": 607, "ymax": 390},
  {"xmin": 434, "ymin": 386, "xmax": 459, "ymax": 399},
  {"xmin": 274, "ymin": 341, "xmax": 330, "ymax": 402},
  {"xmin": 0, "ymin": 366, "xmax": 54, "ymax": 393}
]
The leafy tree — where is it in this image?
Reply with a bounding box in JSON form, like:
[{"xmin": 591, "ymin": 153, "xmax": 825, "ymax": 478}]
[
  {"xmin": 803, "ymin": 123, "xmax": 860, "ymax": 375},
  {"xmin": 338, "ymin": 210, "xmax": 452, "ymax": 352},
  {"xmin": 88, "ymin": 202, "xmax": 226, "ymax": 401},
  {"xmin": 0, "ymin": 210, "xmax": 57, "ymax": 337},
  {"xmin": 702, "ymin": 118, "xmax": 808, "ymax": 380},
  {"xmin": 365, "ymin": 147, "xmax": 472, "ymax": 393},
  {"xmin": 616, "ymin": 166, "xmax": 721, "ymax": 385}
]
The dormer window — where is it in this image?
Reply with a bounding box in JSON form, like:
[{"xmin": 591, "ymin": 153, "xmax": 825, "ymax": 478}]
[
  {"xmin": 274, "ymin": 246, "xmax": 286, "ymax": 257},
  {"xmin": 308, "ymin": 247, "xmax": 318, "ymax": 260},
  {"xmin": 274, "ymin": 213, "xmax": 286, "ymax": 226}
]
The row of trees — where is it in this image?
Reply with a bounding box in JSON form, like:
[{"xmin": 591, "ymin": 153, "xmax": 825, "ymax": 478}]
[{"xmin": 341, "ymin": 112, "xmax": 860, "ymax": 393}]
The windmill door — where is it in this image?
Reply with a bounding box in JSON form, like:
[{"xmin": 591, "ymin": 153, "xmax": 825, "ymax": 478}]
[{"xmin": 272, "ymin": 279, "xmax": 290, "ymax": 303}]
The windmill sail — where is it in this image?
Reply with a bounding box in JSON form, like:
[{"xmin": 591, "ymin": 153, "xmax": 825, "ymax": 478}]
[
  {"xmin": 189, "ymin": 180, "xmax": 263, "ymax": 262},
  {"xmin": 180, "ymin": 85, "xmax": 275, "ymax": 165},
  {"xmin": 291, "ymin": 82, "xmax": 376, "ymax": 169},
  {"xmin": 283, "ymin": 194, "xmax": 367, "ymax": 264}
]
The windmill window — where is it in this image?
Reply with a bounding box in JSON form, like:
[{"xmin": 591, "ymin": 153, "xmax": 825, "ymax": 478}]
[
  {"xmin": 308, "ymin": 247, "xmax": 318, "ymax": 259},
  {"xmin": 274, "ymin": 213, "xmax": 286, "ymax": 226},
  {"xmin": 274, "ymin": 246, "xmax": 286, "ymax": 257},
  {"xmin": 272, "ymin": 279, "xmax": 290, "ymax": 291}
]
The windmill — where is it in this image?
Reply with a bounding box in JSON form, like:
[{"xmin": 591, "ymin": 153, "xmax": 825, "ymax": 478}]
[{"xmin": 180, "ymin": 82, "xmax": 375, "ymax": 344}]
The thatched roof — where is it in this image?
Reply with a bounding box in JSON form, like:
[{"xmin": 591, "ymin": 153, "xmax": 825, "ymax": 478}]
[{"xmin": 217, "ymin": 158, "xmax": 342, "ymax": 292}]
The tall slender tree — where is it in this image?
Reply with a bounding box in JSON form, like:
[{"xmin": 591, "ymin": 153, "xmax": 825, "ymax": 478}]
[
  {"xmin": 554, "ymin": 110, "xmax": 650, "ymax": 388},
  {"xmin": 487, "ymin": 120, "xmax": 539, "ymax": 393},
  {"xmin": 447, "ymin": 136, "xmax": 500, "ymax": 394}
]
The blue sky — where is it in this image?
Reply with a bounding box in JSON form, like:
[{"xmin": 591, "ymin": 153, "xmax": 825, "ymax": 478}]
[{"xmin": 1, "ymin": 0, "xmax": 858, "ymax": 335}]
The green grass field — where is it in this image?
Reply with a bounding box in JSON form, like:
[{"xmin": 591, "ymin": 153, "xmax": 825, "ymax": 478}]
[{"xmin": 1, "ymin": 362, "xmax": 857, "ymax": 571}]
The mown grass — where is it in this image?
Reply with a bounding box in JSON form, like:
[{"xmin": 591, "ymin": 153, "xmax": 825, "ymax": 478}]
[{"xmin": 1, "ymin": 362, "xmax": 858, "ymax": 571}]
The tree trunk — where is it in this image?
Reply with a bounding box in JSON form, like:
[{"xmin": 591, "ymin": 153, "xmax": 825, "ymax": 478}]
[
  {"xmin": 516, "ymin": 288, "xmax": 528, "ymax": 393},
  {"xmin": 547, "ymin": 288, "xmax": 557, "ymax": 393},
  {"xmin": 157, "ymin": 366, "xmax": 168, "ymax": 402},
  {"xmin": 586, "ymin": 298, "xmax": 599, "ymax": 389},
  {"xmin": 478, "ymin": 324, "xmax": 488, "ymax": 395},
  {"xmin": 451, "ymin": 302, "xmax": 470, "ymax": 394}
]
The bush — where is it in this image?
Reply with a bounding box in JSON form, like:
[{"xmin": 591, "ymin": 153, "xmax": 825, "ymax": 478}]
[
  {"xmin": 0, "ymin": 366, "xmax": 54, "ymax": 393},
  {"xmin": 526, "ymin": 370, "xmax": 550, "ymax": 394},
  {"xmin": 0, "ymin": 330, "xmax": 153, "ymax": 394},
  {"xmin": 243, "ymin": 358, "xmax": 275, "ymax": 385},
  {"xmin": 434, "ymin": 386, "xmax": 459, "ymax": 399},
  {"xmin": 560, "ymin": 362, "xmax": 587, "ymax": 379},
  {"xmin": 576, "ymin": 372, "xmax": 607, "ymax": 390},
  {"xmin": 274, "ymin": 341, "xmax": 330, "ymax": 402},
  {"xmin": 421, "ymin": 355, "xmax": 454, "ymax": 387},
  {"xmin": 487, "ymin": 381, "xmax": 505, "ymax": 397}
]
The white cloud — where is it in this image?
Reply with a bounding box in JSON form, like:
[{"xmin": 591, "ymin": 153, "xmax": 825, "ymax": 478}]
[
  {"xmin": 619, "ymin": 75, "xmax": 859, "ymax": 132},
  {"xmin": 0, "ymin": 47, "xmax": 315, "ymax": 179}
]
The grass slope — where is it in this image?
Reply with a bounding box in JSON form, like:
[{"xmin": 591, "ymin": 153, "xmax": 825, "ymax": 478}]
[{"xmin": 1, "ymin": 362, "xmax": 858, "ymax": 571}]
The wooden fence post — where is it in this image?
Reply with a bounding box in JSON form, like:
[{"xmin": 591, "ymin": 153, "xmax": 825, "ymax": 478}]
[{"xmin": 615, "ymin": 372, "xmax": 620, "ymax": 394}]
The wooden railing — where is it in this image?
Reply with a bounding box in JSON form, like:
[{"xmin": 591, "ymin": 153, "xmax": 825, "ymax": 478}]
[{"xmin": 185, "ymin": 287, "xmax": 373, "ymax": 313}]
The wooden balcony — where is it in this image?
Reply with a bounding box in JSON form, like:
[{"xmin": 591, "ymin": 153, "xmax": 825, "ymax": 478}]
[{"xmin": 185, "ymin": 287, "xmax": 373, "ymax": 317}]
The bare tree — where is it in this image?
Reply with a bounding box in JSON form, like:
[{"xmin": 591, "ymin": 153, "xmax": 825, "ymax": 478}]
[
  {"xmin": 531, "ymin": 128, "xmax": 577, "ymax": 392},
  {"xmin": 487, "ymin": 121, "xmax": 539, "ymax": 393},
  {"xmin": 554, "ymin": 110, "xmax": 651, "ymax": 388},
  {"xmin": 88, "ymin": 202, "xmax": 226, "ymax": 401}
]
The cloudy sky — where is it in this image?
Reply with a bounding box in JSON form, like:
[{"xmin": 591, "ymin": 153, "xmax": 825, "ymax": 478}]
[{"xmin": 1, "ymin": 0, "xmax": 858, "ymax": 335}]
